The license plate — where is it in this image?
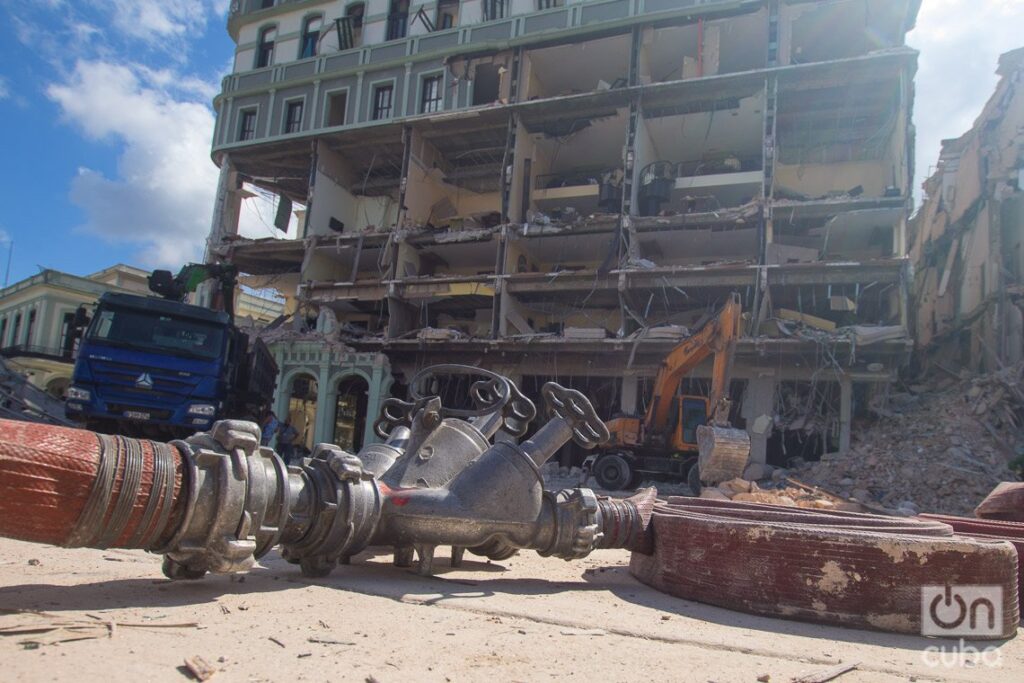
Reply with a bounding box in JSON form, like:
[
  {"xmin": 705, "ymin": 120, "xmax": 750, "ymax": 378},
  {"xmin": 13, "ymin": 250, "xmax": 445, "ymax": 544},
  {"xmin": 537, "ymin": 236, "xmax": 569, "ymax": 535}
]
[{"xmin": 124, "ymin": 411, "xmax": 150, "ymax": 420}]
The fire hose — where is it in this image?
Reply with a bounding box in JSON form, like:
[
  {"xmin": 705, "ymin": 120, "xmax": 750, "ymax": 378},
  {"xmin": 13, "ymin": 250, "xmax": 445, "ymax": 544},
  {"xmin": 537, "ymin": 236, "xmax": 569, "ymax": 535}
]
[
  {"xmin": 0, "ymin": 365, "xmax": 1019, "ymax": 639},
  {"xmin": 0, "ymin": 366, "xmax": 654, "ymax": 580},
  {"xmin": 631, "ymin": 497, "xmax": 1021, "ymax": 639}
]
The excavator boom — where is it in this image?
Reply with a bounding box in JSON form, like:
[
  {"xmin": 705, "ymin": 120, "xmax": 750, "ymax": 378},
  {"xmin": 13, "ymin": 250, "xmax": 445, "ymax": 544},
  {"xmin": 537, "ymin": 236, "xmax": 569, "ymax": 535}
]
[{"xmin": 643, "ymin": 293, "xmax": 742, "ymax": 436}]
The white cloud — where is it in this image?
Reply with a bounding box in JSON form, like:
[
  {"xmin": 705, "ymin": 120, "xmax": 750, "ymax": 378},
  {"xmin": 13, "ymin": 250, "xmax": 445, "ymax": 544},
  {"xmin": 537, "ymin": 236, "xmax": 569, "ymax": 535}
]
[
  {"xmin": 908, "ymin": 0, "xmax": 1024, "ymax": 198},
  {"xmin": 102, "ymin": 0, "xmax": 211, "ymax": 45},
  {"xmin": 46, "ymin": 59, "xmax": 289, "ymax": 267},
  {"xmin": 0, "ymin": 76, "xmax": 8, "ymax": 100},
  {"xmin": 48, "ymin": 60, "xmax": 219, "ymax": 267}
]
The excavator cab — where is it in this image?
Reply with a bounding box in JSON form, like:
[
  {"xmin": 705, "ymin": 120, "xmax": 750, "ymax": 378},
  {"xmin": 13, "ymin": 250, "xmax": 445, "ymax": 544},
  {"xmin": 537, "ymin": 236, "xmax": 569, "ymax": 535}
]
[{"xmin": 676, "ymin": 396, "xmax": 709, "ymax": 450}]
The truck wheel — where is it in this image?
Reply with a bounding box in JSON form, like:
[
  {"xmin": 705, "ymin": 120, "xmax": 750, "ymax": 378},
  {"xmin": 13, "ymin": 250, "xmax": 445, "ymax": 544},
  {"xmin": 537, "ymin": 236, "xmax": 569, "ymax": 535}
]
[
  {"xmin": 687, "ymin": 463, "xmax": 701, "ymax": 496},
  {"xmin": 594, "ymin": 454, "xmax": 634, "ymax": 491}
]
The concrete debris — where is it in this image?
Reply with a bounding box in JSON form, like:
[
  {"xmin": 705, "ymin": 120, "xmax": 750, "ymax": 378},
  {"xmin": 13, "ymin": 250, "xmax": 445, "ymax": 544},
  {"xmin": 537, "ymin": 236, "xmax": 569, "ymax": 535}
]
[
  {"xmin": 795, "ymin": 362, "xmax": 1024, "ymax": 515},
  {"xmin": 184, "ymin": 655, "xmax": 217, "ymax": 681},
  {"xmin": 563, "ymin": 327, "xmax": 608, "ymax": 340},
  {"xmin": 709, "ymin": 477, "xmax": 860, "ymax": 511},
  {"xmin": 415, "ymin": 327, "xmax": 466, "ymax": 341},
  {"xmin": 637, "ymin": 325, "xmax": 691, "ymax": 340},
  {"xmin": 848, "ymin": 325, "xmax": 906, "ymax": 345},
  {"xmin": 777, "ymin": 309, "xmax": 836, "ymax": 332}
]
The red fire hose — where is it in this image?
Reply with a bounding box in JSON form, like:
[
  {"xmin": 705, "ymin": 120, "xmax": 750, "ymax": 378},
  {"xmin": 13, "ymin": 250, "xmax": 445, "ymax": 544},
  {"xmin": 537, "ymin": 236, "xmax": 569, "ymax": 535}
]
[
  {"xmin": 0, "ymin": 419, "xmax": 185, "ymax": 549},
  {"xmin": 631, "ymin": 497, "xmax": 1021, "ymax": 639}
]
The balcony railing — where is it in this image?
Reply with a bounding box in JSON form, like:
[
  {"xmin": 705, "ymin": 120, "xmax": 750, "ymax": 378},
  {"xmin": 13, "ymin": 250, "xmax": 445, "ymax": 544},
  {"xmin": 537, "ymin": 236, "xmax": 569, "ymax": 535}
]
[{"xmin": 0, "ymin": 344, "xmax": 73, "ymax": 361}]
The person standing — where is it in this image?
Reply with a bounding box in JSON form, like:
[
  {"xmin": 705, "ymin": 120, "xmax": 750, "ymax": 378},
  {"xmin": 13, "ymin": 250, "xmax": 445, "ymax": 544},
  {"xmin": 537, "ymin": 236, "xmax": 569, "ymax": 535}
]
[
  {"xmin": 260, "ymin": 410, "xmax": 279, "ymax": 447},
  {"xmin": 277, "ymin": 419, "xmax": 299, "ymax": 465}
]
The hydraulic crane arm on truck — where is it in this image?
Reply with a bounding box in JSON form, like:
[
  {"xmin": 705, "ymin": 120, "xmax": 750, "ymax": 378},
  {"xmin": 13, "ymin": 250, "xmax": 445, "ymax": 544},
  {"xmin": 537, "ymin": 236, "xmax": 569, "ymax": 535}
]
[{"xmin": 591, "ymin": 293, "xmax": 749, "ymax": 491}]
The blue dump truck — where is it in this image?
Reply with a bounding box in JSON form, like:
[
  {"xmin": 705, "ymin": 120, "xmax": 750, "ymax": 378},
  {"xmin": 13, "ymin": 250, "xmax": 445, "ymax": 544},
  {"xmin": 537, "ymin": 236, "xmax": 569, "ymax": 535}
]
[{"xmin": 66, "ymin": 267, "xmax": 277, "ymax": 438}]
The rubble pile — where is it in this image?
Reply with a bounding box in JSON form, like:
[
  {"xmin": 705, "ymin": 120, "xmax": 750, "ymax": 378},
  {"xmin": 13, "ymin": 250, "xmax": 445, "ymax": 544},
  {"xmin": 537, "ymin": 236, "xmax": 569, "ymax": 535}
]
[
  {"xmin": 699, "ymin": 477, "xmax": 859, "ymax": 511},
  {"xmin": 796, "ymin": 363, "xmax": 1024, "ymax": 516}
]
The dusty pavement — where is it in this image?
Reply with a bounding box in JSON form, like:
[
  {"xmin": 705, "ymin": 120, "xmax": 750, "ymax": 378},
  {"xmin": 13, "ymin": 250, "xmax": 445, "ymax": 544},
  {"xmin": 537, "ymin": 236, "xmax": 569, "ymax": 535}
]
[{"xmin": 0, "ymin": 539, "xmax": 1019, "ymax": 682}]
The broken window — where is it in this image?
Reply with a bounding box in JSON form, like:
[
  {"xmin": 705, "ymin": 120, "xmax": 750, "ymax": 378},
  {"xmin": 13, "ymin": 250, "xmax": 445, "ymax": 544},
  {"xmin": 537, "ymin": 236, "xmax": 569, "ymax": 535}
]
[
  {"xmin": 537, "ymin": 0, "xmax": 563, "ymax": 9},
  {"xmin": 420, "ymin": 75, "xmax": 443, "ymax": 113},
  {"xmin": 372, "ymin": 84, "xmax": 394, "ymax": 120},
  {"xmin": 238, "ymin": 109, "xmax": 257, "ymax": 141},
  {"xmin": 471, "ymin": 64, "xmax": 501, "ymax": 105},
  {"xmin": 299, "ymin": 15, "xmax": 322, "ymax": 59},
  {"xmin": 284, "ymin": 100, "xmax": 303, "ymax": 134},
  {"xmin": 436, "ymin": 0, "xmax": 459, "ymax": 29},
  {"xmin": 483, "ymin": 0, "xmax": 508, "ymax": 21},
  {"xmin": 386, "ymin": 0, "xmax": 409, "ymax": 41},
  {"xmin": 255, "ymin": 26, "xmax": 276, "ymax": 68},
  {"xmin": 327, "ymin": 92, "xmax": 347, "ymax": 127}
]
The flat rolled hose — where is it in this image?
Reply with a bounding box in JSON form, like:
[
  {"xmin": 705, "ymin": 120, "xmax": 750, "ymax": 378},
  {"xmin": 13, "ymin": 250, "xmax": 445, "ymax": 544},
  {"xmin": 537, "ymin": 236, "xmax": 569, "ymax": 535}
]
[
  {"xmin": 921, "ymin": 513, "xmax": 1024, "ymax": 623},
  {"xmin": 631, "ymin": 497, "xmax": 1020, "ymax": 638},
  {"xmin": 0, "ymin": 419, "xmax": 185, "ymax": 549}
]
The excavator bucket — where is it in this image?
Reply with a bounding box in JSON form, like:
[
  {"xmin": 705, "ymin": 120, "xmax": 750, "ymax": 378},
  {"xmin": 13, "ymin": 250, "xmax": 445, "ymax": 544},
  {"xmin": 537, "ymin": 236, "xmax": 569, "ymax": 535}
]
[{"xmin": 695, "ymin": 424, "xmax": 750, "ymax": 485}]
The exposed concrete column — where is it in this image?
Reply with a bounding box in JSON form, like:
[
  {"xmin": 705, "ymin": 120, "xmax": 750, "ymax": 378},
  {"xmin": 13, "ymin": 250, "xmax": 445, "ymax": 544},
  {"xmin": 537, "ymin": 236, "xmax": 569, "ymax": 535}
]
[
  {"xmin": 741, "ymin": 369, "xmax": 776, "ymax": 465},
  {"xmin": 620, "ymin": 374, "xmax": 639, "ymax": 415},
  {"xmin": 838, "ymin": 375, "xmax": 852, "ymax": 455},
  {"xmin": 204, "ymin": 154, "xmax": 242, "ymax": 264}
]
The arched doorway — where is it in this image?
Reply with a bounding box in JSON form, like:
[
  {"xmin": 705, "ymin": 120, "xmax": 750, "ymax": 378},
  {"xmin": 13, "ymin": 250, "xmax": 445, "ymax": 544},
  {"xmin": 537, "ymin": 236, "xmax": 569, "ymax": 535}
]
[
  {"xmin": 287, "ymin": 373, "xmax": 318, "ymax": 457},
  {"xmin": 333, "ymin": 375, "xmax": 368, "ymax": 452}
]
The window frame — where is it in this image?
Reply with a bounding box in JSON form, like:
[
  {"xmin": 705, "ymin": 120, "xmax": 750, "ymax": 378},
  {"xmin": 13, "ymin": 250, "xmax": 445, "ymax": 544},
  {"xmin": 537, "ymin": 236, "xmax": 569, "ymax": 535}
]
[
  {"xmin": 483, "ymin": 0, "xmax": 508, "ymax": 21},
  {"xmin": 282, "ymin": 98, "xmax": 305, "ymax": 134},
  {"xmin": 419, "ymin": 73, "xmax": 444, "ymax": 114},
  {"xmin": 536, "ymin": 0, "xmax": 564, "ymax": 8},
  {"xmin": 255, "ymin": 24, "xmax": 277, "ymax": 69},
  {"xmin": 299, "ymin": 14, "xmax": 323, "ymax": 60},
  {"xmin": 436, "ymin": 0, "xmax": 459, "ymax": 30},
  {"xmin": 322, "ymin": 87, "xmax": 351, "ymax": 128},
  {"xmin": 25, "ymin": 308, "xmax": 36, "ymax": 346},
  {"xmin": 238, "ymin": 107, "xmax": 259, "ymax": 141},
  {"xmin": 386, "ymin": 0, "xmax": 410, "ymax": 41},
  {"xmin": 11, "ymin": 312, "xmax": 21, "ymax": 346},
  {"xmin": 370, "ymin": 81, "xmax": 396, "ymax": 121}
]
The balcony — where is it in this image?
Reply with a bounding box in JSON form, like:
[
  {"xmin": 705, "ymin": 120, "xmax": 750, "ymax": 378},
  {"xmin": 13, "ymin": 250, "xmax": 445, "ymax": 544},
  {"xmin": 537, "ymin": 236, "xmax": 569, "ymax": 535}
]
[
  {"xmin": 223, "ymin": 0, "xmax": 742, "ymax": 92},
  {"xmin": 0, "ymin": 344, "xmax": 73, "ymax": 362}
]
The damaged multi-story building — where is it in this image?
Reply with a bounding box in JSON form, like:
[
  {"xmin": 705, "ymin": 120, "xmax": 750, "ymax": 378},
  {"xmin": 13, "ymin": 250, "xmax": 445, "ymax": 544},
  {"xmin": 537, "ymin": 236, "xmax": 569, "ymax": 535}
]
[
  {"xmin": 208, "ymin": 0, "xmax": 921, "ymax": 466},
  {"xmin": 911, "ymin": 47, "xmax": 1024, "ymax": 375}
]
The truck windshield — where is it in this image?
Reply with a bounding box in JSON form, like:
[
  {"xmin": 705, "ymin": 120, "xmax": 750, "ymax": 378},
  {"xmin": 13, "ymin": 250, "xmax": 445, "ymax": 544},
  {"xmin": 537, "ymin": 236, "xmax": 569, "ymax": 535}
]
[{"xmin": 87, "ymin": 307, "xmax": 225, "ymax": 360}]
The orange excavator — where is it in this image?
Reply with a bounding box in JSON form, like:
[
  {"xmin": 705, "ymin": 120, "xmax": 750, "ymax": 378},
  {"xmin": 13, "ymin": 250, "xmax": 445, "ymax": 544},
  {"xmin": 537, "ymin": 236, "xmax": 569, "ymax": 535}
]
[{"xmin": 589, "ymin": 293, "xmax": 750, "ymax": 491}]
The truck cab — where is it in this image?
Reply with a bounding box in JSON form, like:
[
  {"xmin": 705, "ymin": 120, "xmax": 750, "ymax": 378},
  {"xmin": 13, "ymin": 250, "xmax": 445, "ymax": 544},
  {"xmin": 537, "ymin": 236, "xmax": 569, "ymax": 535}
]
[{"xmin": 65, "ymin": 293, "xmax": 239, "ymax": 437}]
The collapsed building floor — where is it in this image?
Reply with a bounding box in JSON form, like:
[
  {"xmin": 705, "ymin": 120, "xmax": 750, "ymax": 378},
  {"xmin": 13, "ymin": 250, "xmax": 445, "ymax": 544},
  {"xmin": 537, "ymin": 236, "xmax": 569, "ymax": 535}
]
[{"xmin": 207, "ymin": 0, "xmax": 921, "ymax": 468}]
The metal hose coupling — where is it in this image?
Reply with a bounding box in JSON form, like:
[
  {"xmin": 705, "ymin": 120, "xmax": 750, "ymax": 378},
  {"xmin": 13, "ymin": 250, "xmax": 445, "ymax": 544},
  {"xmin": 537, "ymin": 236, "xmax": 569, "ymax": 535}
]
[
  {"xmin": 157, "ymin": 420, "xmax": 292, "ymax": 580},
  {"xmin": 278, "ymin": 443, "xmax": 382, "ymax": 577}
]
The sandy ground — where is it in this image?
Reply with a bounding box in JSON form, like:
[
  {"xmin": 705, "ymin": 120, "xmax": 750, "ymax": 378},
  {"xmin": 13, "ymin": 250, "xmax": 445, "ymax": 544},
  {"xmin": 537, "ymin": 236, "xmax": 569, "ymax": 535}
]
[{"xmin": 0, "ymin": 539, "xmax": 1019, "ymax": 683}]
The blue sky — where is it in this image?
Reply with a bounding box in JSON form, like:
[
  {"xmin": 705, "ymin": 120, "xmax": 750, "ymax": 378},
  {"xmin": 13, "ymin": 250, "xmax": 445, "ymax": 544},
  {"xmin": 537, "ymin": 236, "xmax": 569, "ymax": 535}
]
[{"xmin": 0, "ymin": 0, "xmax": 1021, "ymax": 286}]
